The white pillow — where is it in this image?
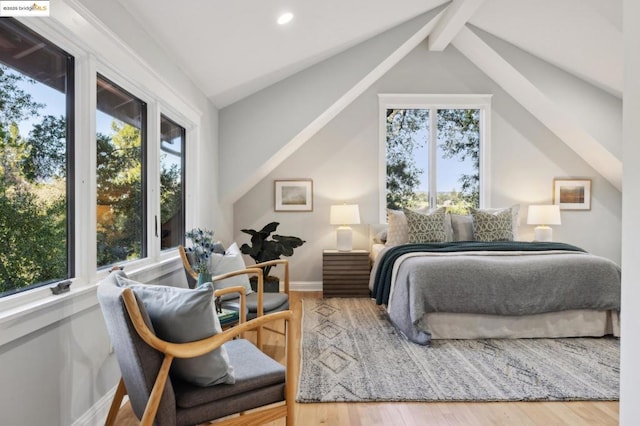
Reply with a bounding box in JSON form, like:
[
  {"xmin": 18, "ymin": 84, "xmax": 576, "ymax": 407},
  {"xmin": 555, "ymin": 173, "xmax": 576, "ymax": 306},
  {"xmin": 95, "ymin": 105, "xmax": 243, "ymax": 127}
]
[
  {"xmin": 209, "ymin": 242, "xmax": 254, "ymax": 298},
  {"xmin": 385, "ymin": 209, "xmax": 409, "ymax": 246}
]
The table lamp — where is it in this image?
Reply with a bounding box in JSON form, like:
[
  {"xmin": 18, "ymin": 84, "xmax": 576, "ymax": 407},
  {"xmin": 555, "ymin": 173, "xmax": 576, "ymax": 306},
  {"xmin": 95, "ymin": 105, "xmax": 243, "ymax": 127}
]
[
  {"xmin": 527, "ymin": 205, "xmax": 561, "ymax": 242},
  {"xmin": 330, "ymin": 204, "xmax": 360, "ymax": 251}
]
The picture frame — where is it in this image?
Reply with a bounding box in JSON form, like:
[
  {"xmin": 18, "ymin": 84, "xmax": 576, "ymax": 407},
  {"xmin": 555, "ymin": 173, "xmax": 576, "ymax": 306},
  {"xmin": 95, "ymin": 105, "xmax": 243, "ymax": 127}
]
[
  {"xmin": 553, "ymin": 179, "xmax": 592, "ymax": 210},
  {"xmin": 274, "ymin": 179, "xmax": 313, "ymax": 212}
]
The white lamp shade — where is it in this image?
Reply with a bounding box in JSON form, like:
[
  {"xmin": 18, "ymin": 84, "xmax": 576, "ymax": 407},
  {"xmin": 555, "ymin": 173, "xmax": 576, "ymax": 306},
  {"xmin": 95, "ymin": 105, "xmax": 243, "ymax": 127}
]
[
  {"xmin": 527, "ymin": 205, "xmax": 561, "ymax": 226},
  {"xmin": 330, "ymin": 204, "xmax": 360, "ymax": 225},
  {"xmin": 330, "ymin": 204, "xmax": 360, "ymax": 251}
]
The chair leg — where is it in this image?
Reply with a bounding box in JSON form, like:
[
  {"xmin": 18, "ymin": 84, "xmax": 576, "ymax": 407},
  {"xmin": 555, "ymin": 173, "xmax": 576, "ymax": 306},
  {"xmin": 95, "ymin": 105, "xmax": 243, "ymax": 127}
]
[{"xmin": 105, "ymin": 378, "xmax": 127, "ymax": 426}]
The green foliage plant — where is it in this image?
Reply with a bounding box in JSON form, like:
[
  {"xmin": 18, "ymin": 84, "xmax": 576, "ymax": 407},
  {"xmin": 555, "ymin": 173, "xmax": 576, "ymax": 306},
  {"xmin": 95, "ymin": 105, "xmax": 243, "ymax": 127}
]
[
  {"xmin": 185, "ymin": 228, "xmax": 216, "ymax": 274},
  {"xmin": 240, "ymin": 222, "xmax": 305, "ymax": 277}
]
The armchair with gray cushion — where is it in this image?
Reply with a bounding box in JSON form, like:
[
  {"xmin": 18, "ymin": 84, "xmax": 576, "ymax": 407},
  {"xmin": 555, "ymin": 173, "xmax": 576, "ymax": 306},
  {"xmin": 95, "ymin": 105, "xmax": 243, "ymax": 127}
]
[
  {"xmin": 179, "ymin": 245, "xmax": 289, "ymax": 348},
  {"xmin": 98, "ymin": 269, "xmax": 294, "ymax": 426}
]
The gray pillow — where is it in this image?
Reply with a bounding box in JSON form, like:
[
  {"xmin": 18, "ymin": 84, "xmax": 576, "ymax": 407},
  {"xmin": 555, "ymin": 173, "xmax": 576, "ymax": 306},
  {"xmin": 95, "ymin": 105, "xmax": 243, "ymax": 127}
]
[
  {"xmin": 114, "ymin": 275, "xmax": 235, "ymax": 387},
  {"xmin": 451, "ymin": 214, "xmax": 474, "ymax": 241}
]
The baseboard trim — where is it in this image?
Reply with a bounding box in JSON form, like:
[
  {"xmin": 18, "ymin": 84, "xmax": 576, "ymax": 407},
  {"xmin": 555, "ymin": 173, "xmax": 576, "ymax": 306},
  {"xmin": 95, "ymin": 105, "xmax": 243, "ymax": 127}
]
[
  {"xmin": 73, "ymin": 384, "xmax": 128, "ymax": 426},
  {"xmin": 290, "ymin": 281, "xmax": 322, "ymax": 292}
]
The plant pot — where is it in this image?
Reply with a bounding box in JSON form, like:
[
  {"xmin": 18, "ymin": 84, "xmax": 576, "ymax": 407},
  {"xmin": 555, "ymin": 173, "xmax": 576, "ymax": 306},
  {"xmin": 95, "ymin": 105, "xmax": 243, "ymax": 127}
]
[
  {"xmin": 249, "ymin": 275, "xmax": 280, "ymax": 293},
  {"xmin": 197, "ymin": 272, "xmax": 212, "ymax": 287}
]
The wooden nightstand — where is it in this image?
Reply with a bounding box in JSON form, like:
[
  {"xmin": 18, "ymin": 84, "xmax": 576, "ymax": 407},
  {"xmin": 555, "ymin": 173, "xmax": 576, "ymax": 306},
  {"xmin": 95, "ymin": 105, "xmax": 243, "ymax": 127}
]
[{"xmin": 322, "ymin": 250, "xmax": 371, "ymax": 298}]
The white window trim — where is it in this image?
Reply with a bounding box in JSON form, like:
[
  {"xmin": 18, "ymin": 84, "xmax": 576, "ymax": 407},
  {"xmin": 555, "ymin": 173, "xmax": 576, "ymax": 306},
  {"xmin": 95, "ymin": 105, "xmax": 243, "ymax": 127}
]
[
  {"xmin": 0, "ymin": 2, "xmax": 203, "ymax": 345},
  {"xmin": 378, "ymin": 94, "xmax": 493, "ymax": 223}
]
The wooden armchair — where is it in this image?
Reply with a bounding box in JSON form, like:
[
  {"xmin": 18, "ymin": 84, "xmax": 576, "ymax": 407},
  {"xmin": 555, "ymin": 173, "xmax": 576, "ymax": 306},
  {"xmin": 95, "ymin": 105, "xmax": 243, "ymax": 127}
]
[
  {"xmin": 178, "ymin": 246, "xmax": 290, "ymax": 348},
  {"xmin": 98, "ymin": 270, "xmax": 294, "ymax": 426}
]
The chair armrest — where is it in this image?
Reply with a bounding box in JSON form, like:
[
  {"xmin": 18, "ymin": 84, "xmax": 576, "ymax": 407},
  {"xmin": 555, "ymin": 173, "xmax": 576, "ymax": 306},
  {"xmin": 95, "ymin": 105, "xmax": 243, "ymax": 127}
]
[
  {"xmin": 212, "ymin": 267, "xmax": 264, "ymax": 320},
  {"xmin": 251, "ymin": 259, "xmax": 290, "ymax": 294},
  {"xmin": 213, "ymin": 285, "xmax": 247, "ymax": 325},
  {"xmin": 121, "ymin": 287, "xmax": 291, "ymax": 359}
]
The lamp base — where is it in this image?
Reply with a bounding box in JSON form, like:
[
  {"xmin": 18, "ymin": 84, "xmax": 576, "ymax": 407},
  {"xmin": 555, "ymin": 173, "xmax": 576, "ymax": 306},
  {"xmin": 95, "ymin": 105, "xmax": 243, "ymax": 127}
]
[
  {"xmin": 336, "ymin": 226, "xmax": 353, "ymax": 251},
  {"xmin": 534, "ymin": 226, "xmax": 553, "ymax": 242}
]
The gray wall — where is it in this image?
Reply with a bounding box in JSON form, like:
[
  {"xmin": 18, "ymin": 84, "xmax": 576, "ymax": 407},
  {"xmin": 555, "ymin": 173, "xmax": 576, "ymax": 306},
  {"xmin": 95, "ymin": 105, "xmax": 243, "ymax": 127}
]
[{"xmin": 233, "ymin": 36, "xmax": 622, "ymax": 284}]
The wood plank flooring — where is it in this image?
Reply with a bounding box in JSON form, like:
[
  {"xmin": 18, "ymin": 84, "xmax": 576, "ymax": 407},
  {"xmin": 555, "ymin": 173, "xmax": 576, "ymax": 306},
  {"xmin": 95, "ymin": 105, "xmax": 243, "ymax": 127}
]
[{"xmin": 113, "ymin": 291, "xmax": 619, "ymax": 425}]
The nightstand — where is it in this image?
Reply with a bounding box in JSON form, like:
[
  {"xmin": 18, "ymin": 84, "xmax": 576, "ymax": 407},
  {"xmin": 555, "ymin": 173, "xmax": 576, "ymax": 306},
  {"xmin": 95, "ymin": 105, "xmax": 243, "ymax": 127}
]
[{"xmin": 322, "ymin": 250, "xmax": 370, "ymax": 297}]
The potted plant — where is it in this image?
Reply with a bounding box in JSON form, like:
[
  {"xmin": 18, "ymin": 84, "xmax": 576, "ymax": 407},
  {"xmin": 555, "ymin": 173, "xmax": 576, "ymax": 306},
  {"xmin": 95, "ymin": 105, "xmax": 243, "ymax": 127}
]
[{"xmin": 240, "ymin": 222, "xmax": 305, "ymax": 292}]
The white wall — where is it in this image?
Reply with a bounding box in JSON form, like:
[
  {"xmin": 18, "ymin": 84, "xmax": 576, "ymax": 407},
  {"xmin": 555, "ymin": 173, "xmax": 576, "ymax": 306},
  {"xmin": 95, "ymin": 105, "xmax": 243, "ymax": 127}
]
[
  {"xmin": 0, "ymin": 1, "xmax": 220, "ymax": 424},
  {"xmin": 620, "ymin": 0, "xmax": 640, "ymax": 422},
  {"xmin": 219, "ymin": 8, "xmax": 445, "ymax": 205},
  {"xmin": 233, "ymin": 37, "xmax": 622, "ymax": 284}
]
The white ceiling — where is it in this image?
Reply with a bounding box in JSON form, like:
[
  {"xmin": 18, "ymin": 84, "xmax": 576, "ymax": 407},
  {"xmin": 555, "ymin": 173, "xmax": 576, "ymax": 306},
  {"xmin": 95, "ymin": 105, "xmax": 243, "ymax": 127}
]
[{"xmin": 116, "ymin": 0, "xmax": 622, "ymax": 108}]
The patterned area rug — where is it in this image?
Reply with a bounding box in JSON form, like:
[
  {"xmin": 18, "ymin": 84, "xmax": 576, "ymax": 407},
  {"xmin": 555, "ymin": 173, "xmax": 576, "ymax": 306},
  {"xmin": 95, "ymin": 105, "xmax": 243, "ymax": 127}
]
[{"xmin": 297, "ymin": 298, "xmax": 620, "ymax": 402}]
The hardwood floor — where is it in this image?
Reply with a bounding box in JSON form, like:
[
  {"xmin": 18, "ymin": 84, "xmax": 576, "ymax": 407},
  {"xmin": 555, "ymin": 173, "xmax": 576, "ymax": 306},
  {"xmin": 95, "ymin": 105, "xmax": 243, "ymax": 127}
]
[{"xmin": 113, "ymin": 291, "xmax": 619, "ymax": 425}]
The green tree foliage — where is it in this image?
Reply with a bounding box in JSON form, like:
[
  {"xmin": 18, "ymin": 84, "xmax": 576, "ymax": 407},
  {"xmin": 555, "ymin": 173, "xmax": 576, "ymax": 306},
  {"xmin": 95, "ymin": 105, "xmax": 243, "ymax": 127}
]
[
  {"xmin": 96, "ymin": 123, "xmax": 143, "ymax": 266},
  {"xmin": 438, "ymin": 109, "xmax": 480, "ymax": 207},
  {"xmin": 386, "ymin": 109, "xmax": 427, "ymax": 209},
  {"xmin": 385, "ymin": 107, "xmax": 480, "ymax": 212},
  {"xmin": 160, "ymin": 158, "xmax": 181, "ymax": 229},
  {"xmin": 0, "ymin": 66, "xmax": 67, "ymax": 294}
]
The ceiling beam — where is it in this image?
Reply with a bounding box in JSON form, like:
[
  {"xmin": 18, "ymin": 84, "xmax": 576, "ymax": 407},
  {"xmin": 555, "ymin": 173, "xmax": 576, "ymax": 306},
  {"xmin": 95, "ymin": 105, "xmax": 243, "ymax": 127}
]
[
  {"xmin": 452, "ymin": 25, "xmax": 622, "ymax": 191},
  {"xmin": 221, "ymin": 8, "xmax": 447, "ymax": 204},
  {"xmin": 428, "ymin": 0, "xmax": 485, "ymax": 51}
]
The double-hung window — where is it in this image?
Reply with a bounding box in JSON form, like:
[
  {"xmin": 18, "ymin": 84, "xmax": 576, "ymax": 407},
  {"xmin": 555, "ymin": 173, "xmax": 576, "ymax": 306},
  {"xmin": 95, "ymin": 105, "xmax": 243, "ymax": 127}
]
[
  {"xmin": 380, "ymin": 94, "xmax": 491, "ymax": 216},
  {"xmin": 0, "ymin": 19, "xmax": 74, "ymax": 296}
]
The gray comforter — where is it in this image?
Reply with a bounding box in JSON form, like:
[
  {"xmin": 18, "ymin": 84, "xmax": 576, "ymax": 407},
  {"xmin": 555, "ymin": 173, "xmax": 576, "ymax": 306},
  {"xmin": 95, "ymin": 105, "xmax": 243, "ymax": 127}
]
[{"xmin": 370, "ymin": 243, "xmax": 621, "ymax": 345}]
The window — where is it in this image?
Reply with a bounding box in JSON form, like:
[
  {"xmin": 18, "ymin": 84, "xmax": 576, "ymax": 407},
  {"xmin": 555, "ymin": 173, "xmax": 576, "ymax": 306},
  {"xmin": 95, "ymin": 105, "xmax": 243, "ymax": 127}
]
[
  {"xmin": 381, "ymin": 95, "xmax": 490, "ymax": 215},
  {"xmin": 96, "ymin": 74, "xmax": 147, "ymax": 268},
  {"xmin": 0, "ymin": 19, "xmax": 74, "ymax": 297},
  {"xmin": 159, "ymin": 115, "xmax": 185, "ymax": 250}
]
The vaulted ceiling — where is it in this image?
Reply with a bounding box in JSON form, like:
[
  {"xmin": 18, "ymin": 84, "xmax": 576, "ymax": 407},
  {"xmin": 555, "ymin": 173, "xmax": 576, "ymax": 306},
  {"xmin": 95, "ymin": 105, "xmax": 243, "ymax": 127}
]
[
  {"xmin": 116, "ymin": 0, "xmax": 621, "ymax": 108},
  {"xmin": 115, "ymin": 0, "xmax": 623, "ymax": 192}
]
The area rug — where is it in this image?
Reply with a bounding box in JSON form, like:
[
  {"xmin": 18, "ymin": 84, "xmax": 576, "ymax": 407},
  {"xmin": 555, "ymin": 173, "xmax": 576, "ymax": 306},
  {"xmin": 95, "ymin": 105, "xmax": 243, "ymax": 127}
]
[{"xmin": 296, "ymin": 298, "xmax": 620, "ymax": 402}]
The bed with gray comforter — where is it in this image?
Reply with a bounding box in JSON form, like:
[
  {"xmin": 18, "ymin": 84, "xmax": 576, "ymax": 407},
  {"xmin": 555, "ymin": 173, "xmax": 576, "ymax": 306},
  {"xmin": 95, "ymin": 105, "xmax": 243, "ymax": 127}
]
[{"xmin": 370, "ymin": 241, "xmax": 621, "ymax": 345}]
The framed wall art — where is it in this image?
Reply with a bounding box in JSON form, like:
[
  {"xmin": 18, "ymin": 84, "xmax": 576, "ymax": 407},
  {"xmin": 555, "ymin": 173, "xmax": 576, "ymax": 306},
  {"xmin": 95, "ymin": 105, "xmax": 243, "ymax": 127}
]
[
  {"xmin": 274, "ymin": 179, "xmax": 313, "ymax": 212},
  {"xmin": 553, "ymin": 178, "xmax": 592, "ymax": 210}
]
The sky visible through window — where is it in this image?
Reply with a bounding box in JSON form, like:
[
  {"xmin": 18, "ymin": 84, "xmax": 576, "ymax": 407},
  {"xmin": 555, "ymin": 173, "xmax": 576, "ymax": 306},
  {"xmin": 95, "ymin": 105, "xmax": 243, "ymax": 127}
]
[{"xmin": 412, "ymin": 126, "xmax": 476, "ymax": 193}]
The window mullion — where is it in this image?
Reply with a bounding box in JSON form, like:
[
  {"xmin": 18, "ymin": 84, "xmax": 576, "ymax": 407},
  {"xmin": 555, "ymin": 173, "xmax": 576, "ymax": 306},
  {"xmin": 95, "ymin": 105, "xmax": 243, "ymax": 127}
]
[
  {"xmin": 429, "ymin": 108, "xmax": 438, "ymax": 208},
  {"xmin": 147, "ymin": 102, "xmax": 161, "ymax": 261}
]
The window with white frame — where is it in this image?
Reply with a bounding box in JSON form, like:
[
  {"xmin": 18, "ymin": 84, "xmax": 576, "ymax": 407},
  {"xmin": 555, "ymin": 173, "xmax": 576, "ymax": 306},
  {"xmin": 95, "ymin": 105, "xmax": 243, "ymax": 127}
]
[
  {"xmin": 96, "ymin": 74, "xmax": 147, "ymax": 268},
  {"xmin": 380, "ymin": 94, "xmax": 491, "ymax": 216},
  {"xmin": 0, "ymin": 18, "xmax": 74, "ymax": 297},
  {"xmin": 0, "ymin": 16, "xmax": 197, "ymax": 305}
]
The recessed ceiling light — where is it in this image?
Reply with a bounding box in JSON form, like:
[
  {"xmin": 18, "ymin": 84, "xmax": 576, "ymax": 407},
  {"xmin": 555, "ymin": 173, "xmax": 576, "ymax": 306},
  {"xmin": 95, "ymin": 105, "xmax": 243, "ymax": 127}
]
[{"xmin": 277, "ymin": 12, "xmax": 294, "ymax": 25}]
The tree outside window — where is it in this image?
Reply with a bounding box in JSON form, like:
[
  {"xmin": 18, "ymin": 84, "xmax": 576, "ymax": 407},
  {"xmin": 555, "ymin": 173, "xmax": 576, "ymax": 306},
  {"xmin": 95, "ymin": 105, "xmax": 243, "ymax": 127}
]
[
  {"xmin": 386, "ymin": 107, "xmax": 481, "ymax": 214},
  {"xmin": 0, "ymin": 19, "xmax": 73, "ymax": 296}
]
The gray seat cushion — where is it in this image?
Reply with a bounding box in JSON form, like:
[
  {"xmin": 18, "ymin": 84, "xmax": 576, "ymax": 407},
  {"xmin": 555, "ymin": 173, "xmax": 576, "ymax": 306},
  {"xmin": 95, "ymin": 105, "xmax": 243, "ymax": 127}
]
[
  {"xmin": 173, "ymin": 339, "xmax": 285, "ymax": 424},
  {"xmin": 222, "ymin": 292, "xmax": 289, "ymax": 319}
]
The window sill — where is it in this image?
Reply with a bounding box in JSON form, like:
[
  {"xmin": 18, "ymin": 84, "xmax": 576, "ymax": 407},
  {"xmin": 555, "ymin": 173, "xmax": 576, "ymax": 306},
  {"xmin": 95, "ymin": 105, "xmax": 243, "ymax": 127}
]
[{"xmin": 0, "ymin": 255, "xmax": 182, "ymax": 347}]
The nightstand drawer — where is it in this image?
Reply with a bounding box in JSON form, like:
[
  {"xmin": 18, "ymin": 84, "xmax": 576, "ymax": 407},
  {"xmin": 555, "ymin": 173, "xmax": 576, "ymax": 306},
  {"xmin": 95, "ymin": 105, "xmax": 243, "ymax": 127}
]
[{"xmin": 323, "ymin": 250, "xmax": 370, "ymax": 297}]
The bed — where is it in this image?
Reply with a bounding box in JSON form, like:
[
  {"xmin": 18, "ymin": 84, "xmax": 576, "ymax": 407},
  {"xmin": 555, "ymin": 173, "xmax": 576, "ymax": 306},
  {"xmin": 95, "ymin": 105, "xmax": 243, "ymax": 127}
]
[{"xmin": 368, "ymin": 207, "xmax": 621, "ymax": 345}]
